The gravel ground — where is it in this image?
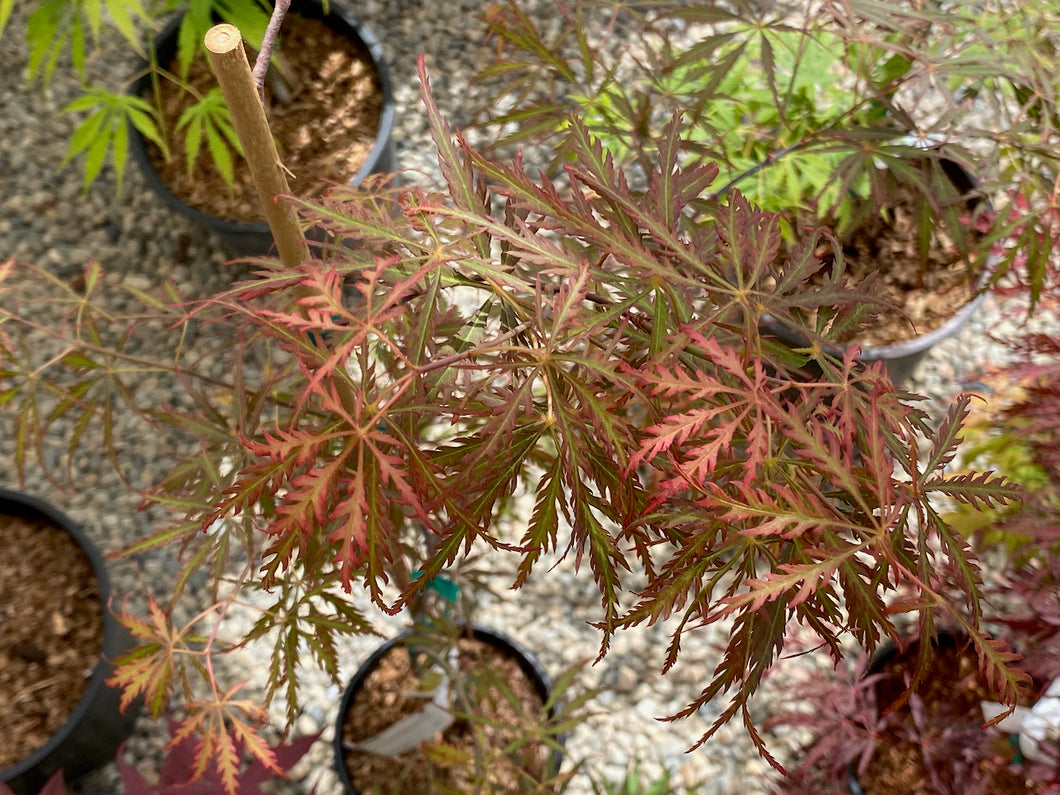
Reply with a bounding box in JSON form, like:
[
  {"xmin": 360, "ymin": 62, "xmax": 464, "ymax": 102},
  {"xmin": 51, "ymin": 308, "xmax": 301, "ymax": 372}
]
[{"xmin": 0, "ymin": 1, "xmax": 1036, "ymax": 793}]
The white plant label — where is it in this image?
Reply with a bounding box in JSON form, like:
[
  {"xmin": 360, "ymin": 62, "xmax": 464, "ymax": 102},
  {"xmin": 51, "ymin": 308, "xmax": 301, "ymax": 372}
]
[
  {"xmin": 981, "ymin": 677, "xmax": 1060, "ymax": 763},
  {"xmin": 352, "ymin": 648, "xmax": 458, "ymax": 757},
  {"xmin": 350, "ymin": 700, "xmax": 455, "ymax": 756}
]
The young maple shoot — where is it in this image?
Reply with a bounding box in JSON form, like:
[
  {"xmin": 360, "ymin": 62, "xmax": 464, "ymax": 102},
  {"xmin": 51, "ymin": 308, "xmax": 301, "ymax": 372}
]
[{"xmin": 252, "ymin": 0, "xmax": 292, "ymax": 102}]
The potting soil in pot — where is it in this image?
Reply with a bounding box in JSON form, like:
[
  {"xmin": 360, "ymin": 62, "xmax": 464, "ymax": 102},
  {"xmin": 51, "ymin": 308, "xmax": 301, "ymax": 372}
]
[
  {"xmin": 857, "ymin": 638, "xmax": 1036, "ymax": 795},
  {"xmin": 800, "ymin": 181, "xmax": 978, "ymax": 348},
  {"xmin": 0, "ymin": 513, "xmax": 103, "ymax": 769},
  {"xmin": 340, "ymin": 637, "xmax": 552, "ymax": 794},
  {"xmin": 144, "ymin": 12, "xmax": 383, "ymax": 224}
]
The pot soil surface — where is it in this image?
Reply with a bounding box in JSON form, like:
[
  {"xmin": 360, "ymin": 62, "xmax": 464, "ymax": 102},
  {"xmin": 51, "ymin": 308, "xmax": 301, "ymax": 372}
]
[
  {"xmin": 145, "ymin": 12, "xmax": 383, "ymax": 224},
  {"xmin": 340, "ymin": 637, "xmax": 551, "ymax": 794},
  {"xmin": 802, "ymin": 182, "xmax": 978, "ymax": 348},
  {"xmin": 0, "ymin": 513, "xmax": 103, "ymax": 770},
  {"xmin": 857, "ymin": 637, "xmax": 1036, "ymax": 795}
]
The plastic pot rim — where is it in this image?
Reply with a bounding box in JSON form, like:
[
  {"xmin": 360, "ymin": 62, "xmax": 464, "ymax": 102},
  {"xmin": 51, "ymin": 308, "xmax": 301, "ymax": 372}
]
[{"xmin": 332, "ymin": 623, "xmax": 564, "ymax": 794}]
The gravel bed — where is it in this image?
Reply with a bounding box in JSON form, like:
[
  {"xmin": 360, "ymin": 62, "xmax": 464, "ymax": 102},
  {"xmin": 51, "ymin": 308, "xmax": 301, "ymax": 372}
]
[{"xmin": 0, "ymin": 1, "xmax": 1036, "ymax": 793}]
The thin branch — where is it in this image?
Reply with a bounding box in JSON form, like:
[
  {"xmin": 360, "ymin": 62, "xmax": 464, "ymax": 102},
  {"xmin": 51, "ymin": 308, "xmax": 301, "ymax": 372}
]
[
  {"xmin": 412, "ymin": 320, "xmax": 534, "ymax": 377},
  {"xmin": 707, "ymin": 139, "xmax": 822, "ymax": 202},
  {"xmin": 252, "ymin": 0, "xmax": 291, "ymax": 104}
]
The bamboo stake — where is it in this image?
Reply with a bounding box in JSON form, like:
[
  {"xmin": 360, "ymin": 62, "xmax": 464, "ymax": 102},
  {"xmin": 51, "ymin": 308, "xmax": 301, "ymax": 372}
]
[
  {"xmin": 204, "ymin": 23, "xmax": 309, "ymax": 270},
  {"xmin": 205, "ymin": 23, "xmax": 361, "ymax": 415}
]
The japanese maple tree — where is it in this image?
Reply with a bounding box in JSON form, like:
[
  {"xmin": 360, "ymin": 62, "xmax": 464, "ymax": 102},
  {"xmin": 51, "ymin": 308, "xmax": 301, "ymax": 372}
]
[{"xmin": 0, "ymin": 57, "xmax": 1020, "ymax": 794}]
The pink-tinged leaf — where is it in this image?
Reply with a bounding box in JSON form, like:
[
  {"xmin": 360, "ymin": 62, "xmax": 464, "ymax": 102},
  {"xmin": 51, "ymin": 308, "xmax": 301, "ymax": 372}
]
[
  {"xmin": 366, "ymin": 430, "xmax": 431, "ymax": 524},
  {"xmin": 560, "ymin": 118, "xmax": 712, "ymax": 281},
  {"xmin": 164, "ymin": 688, "xmax": 274, "ymax": 795},
  {"xmin": 244, "ymin": 427, "xmax": 329, "ymax": 466},
  {"xmin": 969, "ymin": 635, "xmax": 1032, "ymax": 707},
  {"xmin": 166, "ymin": 715, "xmax": 211, "ymax": 781},
  {"xmin": 547, "ymin": 258, "xmax": 592, "ymax": 335},
  {"xmin": 270, "ymin": 444, "xmax": 356, "ymax": 542},
  {"xmin": 213, "ymin": 727, "xmax": 241, "ymax": 795},
  {"xmin": 329, "ymin": 464, "xmax": 371, "ymax": 589},
  {"xmin": 155, "ymin": 719, "xmax": 220, "ymax": 793},
  {"xmin": 630, "ymin": 406, "xmax": 729, "ymax": 469},
  {"xmin": 678, "ymin": 424, "xmax": 740, "ymax": 484},
  {"xmin": 649, "ymin": 113, "xmax": 720, "ymax": 231},
  {"xmin": 707, "ymin": 482, "xmax": 841, "ymax": 540},
  {"xmin": 108, "ymin": 594, "xmax": 180, "ymax": 716},
  {"xmin": 141, "ymin": 706, "xmax": 317, "ymax": 794},
  {"xmin": 417, "ymin": 55, "xmax": 490, "ymax": 259},
  {"xmin": 109, "ymin": 642, "xmax": 171, "ymax": 715},
  {"xmin": 717, "ymin": 554, "xmax": 853, "ymax": 616},
  {"xmin": 777, "ymin": 404, "xmax": 866, "ymax": 506},
  {"xmin": 228, "ymin": 717, "xmax": 282, "ymax": 781},
  {"xmin": 716, "ymin": 189, "xmax": 781, "ymax": 290}
]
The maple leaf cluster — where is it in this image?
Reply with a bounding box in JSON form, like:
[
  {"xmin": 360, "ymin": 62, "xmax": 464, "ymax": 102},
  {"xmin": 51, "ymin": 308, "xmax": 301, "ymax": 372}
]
[{"xmin": 768, "ymin": 173, "xmax": 1060, "ymax": 795}]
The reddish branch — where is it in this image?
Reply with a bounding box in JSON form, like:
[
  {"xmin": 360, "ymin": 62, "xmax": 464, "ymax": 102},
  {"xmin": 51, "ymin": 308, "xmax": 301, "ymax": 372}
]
[{"xmin": 252, "ymin": 0, "xmax": 290, "ymax": 104}]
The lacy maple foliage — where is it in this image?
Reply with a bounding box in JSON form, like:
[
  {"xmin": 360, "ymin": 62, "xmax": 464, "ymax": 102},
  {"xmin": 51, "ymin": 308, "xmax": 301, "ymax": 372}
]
[
  {"xmin": 769, "ymin": 177, "xmax": 1060, "ymax": 795},
  {"xmin": 0, "ymin": 59, "xmax": 1022, "ymax": 795}
]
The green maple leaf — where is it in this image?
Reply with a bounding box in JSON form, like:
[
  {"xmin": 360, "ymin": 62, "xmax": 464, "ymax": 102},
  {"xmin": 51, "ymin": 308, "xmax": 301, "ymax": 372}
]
[
  {"xmin": 176, "ymin": 88, "xmax": 244, "ymax": 188},
  {"xmin": 62, "ymin": 89, "xmax": 167, "ymax": 192},
  {"xmin": 23, "ymin": 0, "xmax": 148, "ymax": 85}
]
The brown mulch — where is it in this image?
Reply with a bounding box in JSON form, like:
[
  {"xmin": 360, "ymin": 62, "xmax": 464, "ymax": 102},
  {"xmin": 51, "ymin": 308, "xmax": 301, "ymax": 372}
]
[
  {"xmin": 823, "ymin": 185, "xmax": 979, "ymax": 347},
  {"xmin": 857, "ymin": 638, "xmax": 1036, "ymax": 795},
  {"xmin": 144, "ymin": 12, "xmax": 384, "ymax": 224},
  {"xmin": 0, "ymin": 512, "xmax": 103, "ymax": 769}
]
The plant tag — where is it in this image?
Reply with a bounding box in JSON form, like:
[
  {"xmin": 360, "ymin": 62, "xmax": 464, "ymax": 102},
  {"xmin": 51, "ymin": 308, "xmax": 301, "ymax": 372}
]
[
  {"xmin": 981, "ymin": 677, "xmax": 1060, "ymax": 763},
  {"xmin": 350, "ymin": 700, "xmax": 455, "ymax": 756},
  {"xmin": 981, "ymin": 702, "xmax": 1031, "ymax": 733},
  {"xmin": 411, "ymin": 570, "xmax": 461, "ymax": 604},
  {"xmin": 351, "ymin": 647, "xmax": 458, "ymax": 757}
]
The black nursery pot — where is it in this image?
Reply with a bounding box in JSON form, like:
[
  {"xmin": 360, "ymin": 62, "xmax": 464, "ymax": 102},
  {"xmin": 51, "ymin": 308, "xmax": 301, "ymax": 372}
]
[
  {"xmin": 0, "ymin": 489, "xmax": 139, "ymax": 795},
  {"xmin": 127, "ymin": 0, "xmax": 396, "ymax": 256},
  {"xmin": 333, "ymin": 624, "xmax": 564, "ymax": 794}
]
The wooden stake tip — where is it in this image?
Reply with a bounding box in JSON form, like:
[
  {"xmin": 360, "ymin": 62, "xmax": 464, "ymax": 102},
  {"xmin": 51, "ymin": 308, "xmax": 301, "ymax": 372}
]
[{"xmin": 205, "ymin": 23, "xmax": 242, "ymax": 54}]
